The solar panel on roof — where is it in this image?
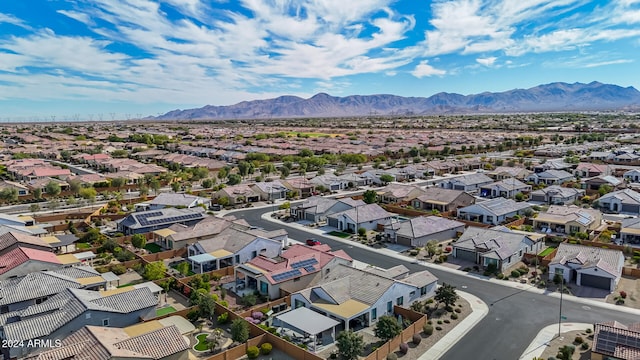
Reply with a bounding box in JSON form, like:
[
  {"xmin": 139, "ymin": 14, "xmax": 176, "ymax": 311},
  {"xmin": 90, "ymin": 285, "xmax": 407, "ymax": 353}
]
[
  {"xmin": 303, "ymin": 265, "xmax": 315, "ymax": 272},
  {"xmin": 272, "ymin": 269, "xmax": 301, "ymax": 282},
  {"xmin": 291, "ymin": 258, "xmax": 319, "ymax": 269}
]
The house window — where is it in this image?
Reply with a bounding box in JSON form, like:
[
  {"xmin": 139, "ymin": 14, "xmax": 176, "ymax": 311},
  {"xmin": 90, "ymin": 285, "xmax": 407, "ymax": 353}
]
[
  {"xmin": 396, "ymin": 296, "xmax": 403, "ymax": 306},
  {"xmin": 569, "ymin": 226, "xmax": 580, "ymax": 234},
  {"xmin": 251, "ymin": 251, "xmax": 257, "ymax": 258},
  {"xmin": 235, "ymin": 255, "xmax": 240, "ymax": 264},
  {"xmin": 410, "ymin": 291, "xmax": 416, "ymax": 297},
  {"xmin": 554, "ymin": 268, "xmax": 564, "ymax": 275},
  {"xmin": 325, "ymin": 268, "xmax": 330, "ymax": 275},
  {"xmin": 420, "ymin": 286, "xmax": 428, "ymax": 296},
  {"xmin": 486, "ymin": 216, "xmax": 493, "ymax": 222},
  {"xmin": 387, "ymin": 301, "xmax": 392, "ymax": 313},
  {"xmin": 294, "ymin": 300, "xmax": 305, "ymax": 309},
  {"xmin": 102, "ymin": 318, "xmax": 109, "ymax": 326},
  {"xmin": 371, "ymin": 308, "xmax": 377, "ymax": 320}
]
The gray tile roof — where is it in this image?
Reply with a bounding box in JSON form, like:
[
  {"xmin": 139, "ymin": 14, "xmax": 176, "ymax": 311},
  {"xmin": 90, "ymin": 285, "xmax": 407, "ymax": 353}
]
[
  {"xmin": 147, "ymin": 192, "xmax": 209, "ymax": 207},
  {"xmin": 414, "ymin": 187, "xmax": 470, "ymax": 204},
  {"xmin": 119, "ymin": 207, "xmax": 205, "ymax": 230},
  {"xmin": 550, "ymin": 243, "xmax": 623, "ymax": 277},
  {"xmin": 531, "ymin": 185, "xmax": 584, "ymax": 197},
  {"xmin": 400, "ymin": 271, "xmax": 438, "ymax": 288},
  {"xmin": 328, "ymin": 203, "xmax": 392, "ymax": 223},
  {"xmin": 114, "ymin": 324, "xmax": 188, "ymax": 358},
  {"xmin": 0, "ymin": 271, "xmax": 82, "ymax": 306},
  {"xmin": 459, "ymin": 197, "xmax": 531, "ymax": 217},
  {"xmin": 454, "ymin": 227, "xmax": 533, "ymax": 261},
  {"xmin": 395, "ymin": 216, "xmax": 465, "ymax": 238},
  {"xmin": 600, "ymin": 188, "xmax": 640, "ymax": 205}
]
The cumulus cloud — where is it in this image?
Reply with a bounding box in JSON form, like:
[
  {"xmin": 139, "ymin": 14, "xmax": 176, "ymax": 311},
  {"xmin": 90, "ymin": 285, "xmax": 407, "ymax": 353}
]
[
  {"xmin": 411, "ymin": 61, "xmax": 446, "ymax": 78},
  {"xmin": 476, "ymin": 56, "xmax": 497, "ymax": 66}
]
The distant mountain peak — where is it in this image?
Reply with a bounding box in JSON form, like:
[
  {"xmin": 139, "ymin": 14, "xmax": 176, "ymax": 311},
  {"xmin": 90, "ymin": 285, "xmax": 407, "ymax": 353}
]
[{"xmin": 154, "ymin": 81, "xmax": 640, "ymax": 120}]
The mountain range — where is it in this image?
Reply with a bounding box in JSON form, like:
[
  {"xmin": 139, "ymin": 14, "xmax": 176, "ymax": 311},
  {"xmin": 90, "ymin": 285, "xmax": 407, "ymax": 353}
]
[{"xmin": 154, "ymin": 81, "xmax": 640, "ymax": 120}]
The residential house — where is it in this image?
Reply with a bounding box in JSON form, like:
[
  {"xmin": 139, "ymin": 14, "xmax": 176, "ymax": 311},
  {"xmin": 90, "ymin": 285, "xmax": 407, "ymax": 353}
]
[
  {"xmin": 234, "ymin": 244, "xmax": 353, "ymax": 300},
  {"xmin": 327, "ymin": 203, "xmax": 393, "ymax": 232},
  {"xmin": 486, "ymin": 166, "xmax": 532, "ymax": 181},
  {"xmin": 548, "ymin": 243, "xmax": 624, "ymax": 292},
  {"xmin": 282, "ymin": 177, "xmax": 316, "ymax": 198},
  {"xmin": 250, "ymin": 181, "xmax": 289, "ymax": 201},
  {"xmin": 609, "ymin": 151, "xmax": 640, "ymax": 164},
  {"xmin": 530, "ymin": 185, "xmax": 585, "ymax": 205},
  {"xmin": 0, "ymin": 287, "xmax": 158, "ymax": 359},
  {"xmin": 0, "ymin": 266, "xmax": 108, "ymax": 314},
  {"xmin": 362, "ymin": 170, "xmax": 396, "ymax": 185},
  {"xmin": 24, "ymin": 324, "xmax": 189, "ymax": 360},
  {"xmin": 26, "ymin": 177, "xmax": 70, "ymax": 193},
  {"xmin": 293, "ymin": 196, "xmax": 364, "ymax": 223},
  {"xmin": 138, "ymin": 192, "xmax": 211, "ymax": 210},
  {"xmin": 376, "ymin": 184, "xmax": 426, "ymax": 204},
  {"xmin": 437, "ymin": 173, "xmax": 493, "ymax": 193},
  {"xmin": 623, "ymin": 168, "xmax": 640, "ymax": 183},
  {"xmin": 0, "ymin": 246, "xmax": 65, "ymax": 279},
  {"xmin": 479, "ymin": 178, "xmax": 532, "ymax": 199},
  {"xmin": 383, "ymin": 216, "xmax": 465, "ymax": 247},
  {"xmin": 591, "ymin": 321, "xmax": 640, "ymax": 360},
  {"xmin": 186, "ymin": 226, "xmax": 285, "ymax": 273},
  {"xmin": 310, "ymin": 174, "xmax": 350, "ymax": 191},
  {"xmin": 452, "ymin": 227, "xmax": 543, "ymax": 273},
  {"xmin": 532, "ymin": 205, "xmax": 602, "ymax": 235},
  {"xmin": 598, "ymin": 189, "xmax": 640, "ymax": 214},
  {"xmin": 0, "ymin": 214, "xmax": 36, "ymax": 229},
  {"xmin": 0, "ymin": 180, "xmax": 29, "ymax": 196},
  {"xmin": 526, "ymin": 170, "xmax": 575, "ymax": 185},
  {"xmin": 573, "ymin": 163, "xmax": 611, "ymax": 178},
  {"xmin": 582, "ymin": 175, "xmax": 624, "ymax": 192},
  {"xmin": 457, "ymin": 198, "xmax": 532, "ymax": 226},
  {"xmin": 337, "ymin": 173, "xmax": 372, "ymax": 187},
  {"xmin": 116, "ymin": 207, "xmax": 206, "ymax": 235},
  {"xmin": 213, "ymin": 184, "xmax": 261, "ymax": 205},
  {"xmin": 288, "ymin": 264, "xmax": 437, "ymax": 332},
  {"xmin": 411, "ymin": 188, "xmax": 475, "ymax": 213},
  {"xmin": 620, "ymin": 217, "xmax": 640, "ymax": 244},
  {"xmin": 533, "ymin": 159, "xmax": 573, "ymax": 173}
]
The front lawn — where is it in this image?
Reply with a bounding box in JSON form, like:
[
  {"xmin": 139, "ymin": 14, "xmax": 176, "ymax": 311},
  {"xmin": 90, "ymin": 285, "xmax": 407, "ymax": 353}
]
[
  {"xmin": 144, "ymin": 243, "xmax": 163, "ymax": 253},
  {"xmin": 156, "ymin": 306, "xmax": 176, "ymax": 317},
  {"xmin": 538, "ymin": 247, "xmax": 555, "ymax": 257},
  {"xmin": 328, "ymin": 231, "xmax": 351, "ymax": 238},
  {"xmin": 194, "ymin": 333, "xmax": 209, "ymax": 351}
]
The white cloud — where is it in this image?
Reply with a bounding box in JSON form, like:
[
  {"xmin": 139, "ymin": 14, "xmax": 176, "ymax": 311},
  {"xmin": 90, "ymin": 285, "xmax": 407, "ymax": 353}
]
[
  {"xmin": 583, "ymin": 59, "xmax": 634, "ymax": 68},
  {"xmin": 411, "ymin": 61, "xmax": 446, "ymax": 78},
  {"xmin": 56, "ymin": 10, "xmax": 94, "ymax": 25},
  {"xmin": 476, "ymin": 56, "xmax": 497, "ymax": 67},
  {"xmin": 0, "ymin": 12, "xmax": 31, "ymax": 29}
]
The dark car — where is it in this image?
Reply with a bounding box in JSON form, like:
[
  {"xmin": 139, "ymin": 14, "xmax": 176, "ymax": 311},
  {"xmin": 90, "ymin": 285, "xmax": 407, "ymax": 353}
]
[{"xmin": 306, "ymin": 238, "xmax": 321, "ymax": 246}]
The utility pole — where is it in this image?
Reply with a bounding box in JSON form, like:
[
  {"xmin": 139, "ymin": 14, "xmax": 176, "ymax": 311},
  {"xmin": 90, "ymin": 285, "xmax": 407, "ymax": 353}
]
[{"xmin": 558, "ymin": 274, "xmax": 564, "ymax": 338}]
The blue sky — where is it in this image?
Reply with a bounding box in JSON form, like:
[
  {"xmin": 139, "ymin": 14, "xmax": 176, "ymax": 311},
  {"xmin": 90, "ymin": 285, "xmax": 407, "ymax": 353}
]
[{"xmin": 0, "ymin": 0, "xmax": 639, "ymax": 120}]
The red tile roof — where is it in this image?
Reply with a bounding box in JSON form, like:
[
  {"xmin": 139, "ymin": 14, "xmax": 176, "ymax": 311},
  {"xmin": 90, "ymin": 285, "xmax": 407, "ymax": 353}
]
[{"xmin": 0, "ymin": 247, "xmax": 60, "ymax": 275}]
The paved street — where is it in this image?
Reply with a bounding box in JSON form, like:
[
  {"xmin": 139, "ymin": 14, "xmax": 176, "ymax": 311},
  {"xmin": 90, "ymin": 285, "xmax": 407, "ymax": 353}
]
[{"xmin": 231, "ymin": 206, "xmax": 640, "ymax": 360}]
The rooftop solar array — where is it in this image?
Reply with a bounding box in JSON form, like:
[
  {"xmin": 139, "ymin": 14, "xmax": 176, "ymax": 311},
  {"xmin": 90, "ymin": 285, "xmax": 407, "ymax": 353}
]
[
  {"xmin": 291, "ymin": 258, "xmax": 318, "ymax": 269},
  {"xmin": 271, "ymin": 269, "xmax": 301, "ymax": 282},
  {"xmin": 303, "ymin": 265, "xmax": 316, "ymax": 272},
  {"xmin": 136, "ymin": 212, "xmax": 202, "ymax": 227}
]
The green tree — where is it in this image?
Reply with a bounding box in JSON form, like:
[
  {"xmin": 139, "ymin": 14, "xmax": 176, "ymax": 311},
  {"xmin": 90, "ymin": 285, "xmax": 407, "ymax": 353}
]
[
  {"xmin": 279, "ymin": 166, "xmax": 290, "ymax": 178},
  {"xmin": 202, "ymin": 178, "xmax": 214, "ymax": 189},
  {"xmin": 336, "ymin": 330, "xmax": 364, "ymax": 360},
  {"xmin": 131, "ymin": 234, "xmax": 146, "ymax": 249},
  {"xmin": 379, "ymin": 174, "xmax": 394, "ymax": 184},
  {"xmin": 79, "ymin": 187, "xmax": 97, "ymax": 202},
  {"xmin": 149, "ymin": 179, "xmax": 161, "ymax": 195},
  {"xmin": 45, "ymin": 181, "xmax": 62, "ymax": 196},
  {"xmin": 217, "ymin": 167, "xmax": 229, "ymax": 181},
  {"xmin": 373, "ymin": 315, "xmax": 403, "ymax": 342},
  {"xmin": 227, "ymin": 174, "xmax": 242, "ymax": 185},
  {"xmin": 68, "ymin": 179, "xmax": 82, "ymax": 195},
  {"xmin": 238, "ymin": 161, "xmax": 253, "ymax": 178},
  {"xmin": 230, "ymin": 318, "xmax": 250, "ymax": 343},
  {"xmin": 598, "ymin": 184, "xmax": 613, "ymax": 196},
  {"xmin": 171, "ymin": 182, "xmax": 181, "ymax": 192},
  {"xmin": 29, "ymin": 203, "xmax": 40, "ymax": 213},
  {"xmin": 260, "ymin": 163, "xmax": 276, "ymax": 177},
  {"xmin": 426, "ymin": 240, "xmax": 438, "ymax": 257},
  {"xmin": 206, "ymin": 328, "xmax": 224, "ymax": 353},
  {"xmin": 435, "ymin": 283, "xmax": 459, "ymax": 308},
  {"xmin": 217, "ymin": 196, "xmax": 230, "ymax": 207},
  {"xmin": 363, "ymin": 190, "xmax": 377, "ymax": 204},
  {"xmin": 176, "ymin": 261, "xmax": 190, "ymax": 276},
  {"xmin": 0, "ymin": 188, "xmax": 18, "ymax": 202},
  {"xmin": 143, "ymin": 261, "xmax": 167, "ymax": 281},
  {"xmin": 110, "ymin": 177, "xmax": 126, "ymax": 190},
  {"xmin": 32, "ymin": 188, "xmax": 42, "ymax": 200}
]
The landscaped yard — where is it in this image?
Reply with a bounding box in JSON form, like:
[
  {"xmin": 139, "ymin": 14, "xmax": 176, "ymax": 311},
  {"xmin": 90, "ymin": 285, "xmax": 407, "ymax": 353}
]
[
  {"xmin": 144, "ymin": 243, "xmax": 163, "ymax": 253},
  {"xmin": 156, "ymin": 306, "xmax": 176, "ymax": 317},
  {"xmin": 75, "ymin": 242, "xmax": 91, "ymax": 249},
  {"xmin": 328, "ymin": 231, "xmax": 351, "ymax": 238},
  {"xmin": 538, "ymin": 247, "xmax": 555, "ymax": 257}
]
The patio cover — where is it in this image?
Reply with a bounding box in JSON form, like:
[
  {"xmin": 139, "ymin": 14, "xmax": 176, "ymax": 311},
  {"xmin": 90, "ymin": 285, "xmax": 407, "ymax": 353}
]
[
  {"xmin": 188, "ymin": 253, "xmax": 217, "ymax": 264},
  {"xmin": 276, "ymin": 307, "xmax": 339, "ymax": 335}
]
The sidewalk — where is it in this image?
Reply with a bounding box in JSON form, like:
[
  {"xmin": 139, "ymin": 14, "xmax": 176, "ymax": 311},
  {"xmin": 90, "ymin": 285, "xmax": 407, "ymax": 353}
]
[
  {"xmin": 519, "ymin": 322, "xmax": 592, "ymax": 360},
  {"xmin": 417, "ymin": 291, "xmax": 488, "ymax": 360}
]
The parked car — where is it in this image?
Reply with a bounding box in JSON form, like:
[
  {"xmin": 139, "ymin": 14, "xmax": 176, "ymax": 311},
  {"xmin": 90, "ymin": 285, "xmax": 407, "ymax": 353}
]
[
  {"xmin": 209, "ymin": 204, "xmax": 222, "ymax": 211},
  {"xmin": 306, "ymin": 238, "xmax": 321, "ymax": 246}
]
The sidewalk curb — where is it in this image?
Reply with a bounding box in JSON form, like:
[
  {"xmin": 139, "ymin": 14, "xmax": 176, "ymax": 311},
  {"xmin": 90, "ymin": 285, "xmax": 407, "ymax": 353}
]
[{"xmin": 417, "ymin": 291, "xmax": 488, "ymax": 360}]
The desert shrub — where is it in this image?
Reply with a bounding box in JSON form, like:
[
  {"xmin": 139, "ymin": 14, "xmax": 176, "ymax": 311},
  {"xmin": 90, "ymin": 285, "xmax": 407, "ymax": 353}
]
[
  {"xmin": 217, "ymin": 312, "xmax": 229, "ymax": 324},
  {"xmin": 110, "ymin": 264, "xmax": 126, "ymax": 275},
  {"xmin": 574, "ymin": 336, "xmax": 584, "ymax": 344},
  {"xmin": 451, "ymin": 313, "xmax": 458, "ymax": 320},
  {"xmin": 435, "ymin": 326, "xmax": 443, "ymax": 331},
  {"xmin": 585, "ymin": 328, "xmax": 592, "ymax": 334},
  {"xmin": 412, "ymin": 333, "xmax": 421, "ymax": 344},
  {"xmin": 186, "ymin": 309, "xmax": 199, "ymax": 322},
  {"xmin": 437, "ymin": 320, "xmax": 443, "ymax": 325},
  {"xmin": 511, "ymin": 270, "xmax": 522, "ymax": 278},
  {"xmin": 581, "ymin": 342, "xmax": 589, "ymax": 350},
  {"xmin": 620, "ymin": 290, "xmax": 628, "ymax": 299},
  {"xmin": 410, "ymin": 249, "xmax": 419, "ymax": 256},
  {"xmin": 444, "ymin": 319, "xmax": 450, "ymax": 324},
  {"xmin": 387, "ymin": 354, "xmax": 398, "ymax": 360},
  {"xmin": 399, "ymin": 342, "xmax": 408, "ymax": 354},
  {"xmin": 423, "ymin": 324, "xmax": 434, "ymax": 335},
  {"xmin": 455, "ymin": 308, "xmax": 462, "ymax": 313},
  {"xmin": 252, "ymin": 311, "xmax": 264, "ymax": 321},
  {"xmin": 426, "ymin": 298, "xmax": 434, "ymax": 304},
  {"xmin": 497, "ymin": 273, "xmax": 505, "ymax": 279},
  {"xmin": 246, "ymin": 346, "xmax": 260, "ymax": 359},
  {"xmin": 518, "ymin": 267, "xmax": 529, "ymax": 275},
  {"xmin": 260, "ymin": 343, "xmax": 272, "ymax": 355}
]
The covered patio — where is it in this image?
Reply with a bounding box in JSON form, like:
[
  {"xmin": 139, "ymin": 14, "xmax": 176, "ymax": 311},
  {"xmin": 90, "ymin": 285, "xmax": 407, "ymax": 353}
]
[{"xmin": 274, "ymin": 307, "xmax": 340, "ymax": 352}]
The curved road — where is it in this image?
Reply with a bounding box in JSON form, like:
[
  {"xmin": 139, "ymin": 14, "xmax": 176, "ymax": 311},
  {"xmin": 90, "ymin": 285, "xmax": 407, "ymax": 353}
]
[{"xmin": 232, "ymin": 206, "xmax": 636, "ymax": 360}]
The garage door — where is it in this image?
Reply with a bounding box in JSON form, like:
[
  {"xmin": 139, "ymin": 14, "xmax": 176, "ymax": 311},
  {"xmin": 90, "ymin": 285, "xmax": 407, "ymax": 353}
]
[
  {"xmin": 455, "ymin": 249, "xmax": 476, "ymax": 262},
  {"xmin": 397, "ymin": 236, "xmax": 412, "ymax": 247},
  {"xmin": 580, "ymin": 274, "xmax": 611, "ymax": 290}
]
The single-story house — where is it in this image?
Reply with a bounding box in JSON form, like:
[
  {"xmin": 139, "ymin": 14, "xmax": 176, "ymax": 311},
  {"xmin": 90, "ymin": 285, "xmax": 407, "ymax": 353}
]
[
  {"xmin": 548, "ymin": 243, "xmax": 624, "ymax": 292},
  {"xmin": 452, "ymin": 227, "xmax": 543, "ymax": 273},
  {"xmin": 327, "ymin": 203, "xmax": 394, "ymax": 232},
  {"xmin": 623, "ymin": 168, "xmax": 640, "ymax": 183},
  {"xmin": 574, "ymin": 163, "xmax": 611, "ymax": 178},
  {"xmin": 117, "ymin": 207, "xmax": 206, "ymax": 235},
  {"xmin": 526, "ymin": 170, "xmax": 575, "ymax": 185},
  {"xmin": 532, "ymin": 205, "xmax": 602, "ymax": 235},
  {"xmin": 213, "ymin": 184, "xmax": 261, "ymax": 204},
  {"xmin": 457, "ymin": 198, "xmax": 532, "ymax": 226},
  {"xmin": 137, "ymin": 192, "xmax": 211, "ymax": 210},
  {"xmin": 479, "ymin": 178, "xmax": 532, "ymax": 199},
  {"xmin": 411, "ymin": 188, "xmax": 475, "ymax": 213},
  {"xmin": 376, "ymin": 184, "xmax": 426, "ymax": 204},
  {"xmin": 529, "ymin": 185, "xmax": 585, "ymax": 205},
  {"xmin": 250, "ymin": 181, "xmax": 290, "ymax": 201},
  {"xmin": 438, "ymin": 173, "xmax": 493, "ymax": 193},
  {"xmin": 486, "ymin": 166, "xmax": 532, "ymax": 181},
  {"xmin": 598, "ymin": 188, "xmax": 640, "ymax": 214},
  {"xmin": 582, "ymin": 175, "xmax": 624, "ymax": 192},
  {"xmin": 384, "ymin": 216, "xmax": 465, "ymax": 247},
  {"xmin": 620, "ymin": 217, "xmax": 640, "ymax": 244},
  {"xmin": 293, "ymin": 196, "xmax": 364, "ymax": 223}
]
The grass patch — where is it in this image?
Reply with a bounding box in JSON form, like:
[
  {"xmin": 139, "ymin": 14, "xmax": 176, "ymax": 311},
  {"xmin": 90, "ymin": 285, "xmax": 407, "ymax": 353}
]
[
  {"xmin": 144, "ymin": 243, "xmax": 163, "ymax": 253},
  {"xmin": 328, "ymin": 231, "xmax": 351, "ymax": 238},
  {"xmin": 194, "ymin": 333, "xmax": 209, "ymax": 351},
  {"xmin": 538, "ymin": 247, "xmax": 555, "ymax": 257},
  {"xmin": 75, "ymin": 242, "xmax": 91, "ymax": 249},
  {"xmin": 116, "ymin": 282, "xmax": 137, "ymax": 288},
  {"xmin": 156, "ymin": 306, "xmax": 176, "ymax": 317}
]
